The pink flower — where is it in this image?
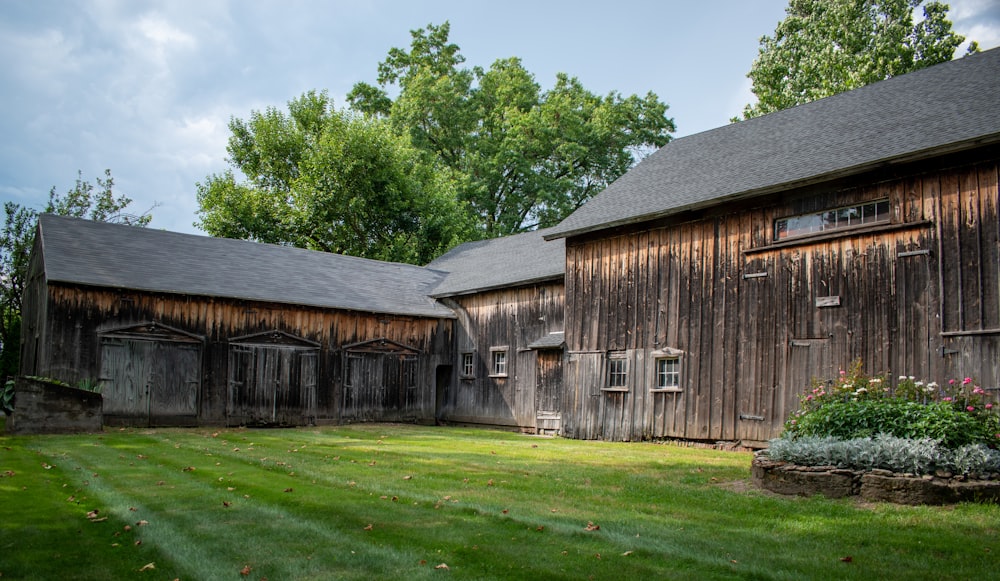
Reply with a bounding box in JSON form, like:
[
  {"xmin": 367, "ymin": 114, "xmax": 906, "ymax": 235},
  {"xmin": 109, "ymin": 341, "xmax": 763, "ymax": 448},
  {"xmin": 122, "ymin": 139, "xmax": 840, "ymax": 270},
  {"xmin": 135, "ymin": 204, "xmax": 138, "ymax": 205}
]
[
  {"xmin": 967, "ymin": 406, "xmax": 976, "ymax": 412},
  {"xmin": 806, "ymin": 395, "xmax": 814, "ymax": 400},
  {"xmin": 944, "ymin": 397, "xmax": 953, "ymax": 402},
  {"xmin": 949, "ymin": 379, "xmax": 956, "ymax": 385},
  {"xmin": 963, "ymin": 377, "xmax": 973, "ymax": 385},
  {"xmin": 973, "ymin": 387, "xmax": 985, "ymax": 395},
  {"xmin": 986, "ymin": 403, "xmax": 993, "ymax": 410},
  {"xmin": 840, "ymin": 370, "xmax": 846, "ymax": 376}
]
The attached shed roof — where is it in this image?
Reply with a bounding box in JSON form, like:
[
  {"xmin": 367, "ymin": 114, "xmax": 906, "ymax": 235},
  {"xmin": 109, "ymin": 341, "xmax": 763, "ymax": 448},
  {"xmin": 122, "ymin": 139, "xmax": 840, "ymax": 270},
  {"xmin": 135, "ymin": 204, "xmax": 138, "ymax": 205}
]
[
  {"xmin": 36, "ymin": 214, "xmax": 455, "ymax": 319},
  {"xmin": 426, "ymin": 227, "xmax": 565, "ymax": 297},
  {"xmin": 546, "ymin": 48, "xmax": 1000, "ymax": 240}
]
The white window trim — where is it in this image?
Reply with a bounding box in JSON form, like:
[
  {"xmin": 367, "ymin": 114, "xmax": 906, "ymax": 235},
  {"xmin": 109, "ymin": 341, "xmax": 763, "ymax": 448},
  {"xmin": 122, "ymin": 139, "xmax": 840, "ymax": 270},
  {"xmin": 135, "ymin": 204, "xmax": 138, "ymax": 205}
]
[
  {"xmin": 489, "ymin": 346, "xmax": 509, "ymax": 378},
  {"xmin": 605, "ymin": 351, "xmax": 628, "ymax": 390},
  {"xmin": 650, "ymin": 347, "xmax": 684, "ymax": 393},
  {"xmin": 460, "ymin": 352, "xmax": 475, "ymax": 379}
]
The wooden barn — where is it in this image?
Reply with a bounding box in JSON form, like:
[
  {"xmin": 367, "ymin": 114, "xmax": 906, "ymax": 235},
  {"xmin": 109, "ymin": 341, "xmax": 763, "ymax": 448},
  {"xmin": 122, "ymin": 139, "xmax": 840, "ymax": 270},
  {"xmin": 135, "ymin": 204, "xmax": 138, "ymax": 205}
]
[
  {"xmin": 20, "ymin": 214, "xmax": 455, "ymax": 427},
  {"xmin": 427, "ymin": 228, "xmax": 565, "ymax": 433},
  {"xmin": 543, "ymin": 48, "xmax": 1000, "ymax": 444}
]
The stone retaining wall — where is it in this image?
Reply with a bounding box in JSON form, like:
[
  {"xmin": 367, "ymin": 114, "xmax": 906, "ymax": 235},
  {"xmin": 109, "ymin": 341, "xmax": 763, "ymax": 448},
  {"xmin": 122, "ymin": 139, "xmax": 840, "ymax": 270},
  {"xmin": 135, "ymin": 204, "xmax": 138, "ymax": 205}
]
[{"xmin": 752, "ymin": 455, "xmax": 1000, "ymax": 505}]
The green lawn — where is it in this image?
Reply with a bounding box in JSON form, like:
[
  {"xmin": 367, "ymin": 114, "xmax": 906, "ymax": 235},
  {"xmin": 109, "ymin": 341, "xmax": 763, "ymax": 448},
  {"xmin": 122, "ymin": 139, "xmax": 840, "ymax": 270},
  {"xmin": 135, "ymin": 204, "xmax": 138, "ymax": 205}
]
[{"xmin": 1, "ymin": 423, "xmax": 997, "ymax": 580}]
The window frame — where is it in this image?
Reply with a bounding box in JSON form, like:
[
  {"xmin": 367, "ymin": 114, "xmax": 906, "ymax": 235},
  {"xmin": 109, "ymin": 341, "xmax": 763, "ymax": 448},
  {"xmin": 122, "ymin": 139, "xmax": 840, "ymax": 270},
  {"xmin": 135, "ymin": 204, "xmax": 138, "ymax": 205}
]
[
  {"xmin": 604, "ymin": 352, "xmax": 628, "ymax": 391},
  {"xmin": 489, "ymin": 347, "xmax": 508, "ymax": 378},
  {"xmin": 774, "ymin": 199, "xmax": 890, "ymax": 242},
  {"xmin": 460, "ymin": 352, "xmax": 475, "ymax": 379},
  {"xmin": 653, "ymin": 356, "xmax": 681, "ymax": 392}
]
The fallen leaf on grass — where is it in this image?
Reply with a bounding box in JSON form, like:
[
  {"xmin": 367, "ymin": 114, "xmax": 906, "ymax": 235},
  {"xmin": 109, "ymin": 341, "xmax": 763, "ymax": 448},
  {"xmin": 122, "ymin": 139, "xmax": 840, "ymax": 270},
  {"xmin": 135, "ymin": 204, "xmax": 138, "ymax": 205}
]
[
  {"xmin": 584, "ymin": 522, "xmax": 600, "ymax": 531},
  {"xmin": 363, "ymin": 524, "xmax": 373, "ymax": 531},
  {"xmin": 124, "ymin": 525, "xmax": 132, "ymax": 532},
  {"xmin": 283, "ymin": 488, "xmax": 293, "ymax": 493},
  {"xmin": 136, "ymin": 520, "xmax": 149, "ymax": 526},
  {"xmin": 223, "ymin": 501, "xmax": 232, "ymax": 507},
  {"xmin": 240, "ymin": 565, "xmax": 252, "ymax": 575},
  {"xmin": 2, "ymin": 470, "xmax": 15, "ymax": 477},
  {"xmin": 622, "ymin": 551, "xmax": 633, "ymax": 556},
  {"xmin": 841, "ymin": 556, "xmax": 853, "ymax": 563},
  {"xmin": 403, "ymin": 475, "xmax": 412, "ymax": 480},
  {"xmin": 435, "ymin": 563, "xmax": 449, "ymax": 570},
  {"xmin": 138, "ymin": 563, "xmax": 155, "ymax": 572},
  {"xmin": 182, "ymin": 466, "xmax": 195, "ymax": 472}
]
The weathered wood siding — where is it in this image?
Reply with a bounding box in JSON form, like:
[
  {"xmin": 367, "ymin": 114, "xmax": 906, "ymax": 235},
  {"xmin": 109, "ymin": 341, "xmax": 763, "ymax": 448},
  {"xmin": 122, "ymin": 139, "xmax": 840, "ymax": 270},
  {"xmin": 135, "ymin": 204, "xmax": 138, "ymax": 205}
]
[
  {"xmin": 440, "ymin": 283, "xmax": 564, "ymax": 431},
  {"xmin": 25, "ymin": 285, "xmax": 453, "ymax": 427},
  {"xmin": 563, "ymin": 153, "xmax": 1000, "ymax": 442}
]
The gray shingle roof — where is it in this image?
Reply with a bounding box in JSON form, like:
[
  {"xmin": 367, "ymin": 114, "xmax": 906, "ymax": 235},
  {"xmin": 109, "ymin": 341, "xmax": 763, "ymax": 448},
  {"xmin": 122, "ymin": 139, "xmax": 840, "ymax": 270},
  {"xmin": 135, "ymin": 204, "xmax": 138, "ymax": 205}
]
[
  {"xmin": 37, "ymin": 214, "xmax": 455, "ymax": 318},
  {"xmin": 426, "ymin": 227, "xmax": 565, "ymax": 297},
  {"xmin": 546, "ymin": 48, "xmax": 1000, "ymax": 240}
]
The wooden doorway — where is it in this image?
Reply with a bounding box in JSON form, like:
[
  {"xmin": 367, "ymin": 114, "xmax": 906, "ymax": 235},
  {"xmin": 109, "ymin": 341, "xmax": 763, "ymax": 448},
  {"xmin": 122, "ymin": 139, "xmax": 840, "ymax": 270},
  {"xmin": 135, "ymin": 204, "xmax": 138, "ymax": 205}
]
[
  {"xmin": 227, "ymin": 331, "xmax": 319, "ymax": 426},
  {"xmin": 99, "ymin": 322, "xmax": 202, "ymax": 427}
]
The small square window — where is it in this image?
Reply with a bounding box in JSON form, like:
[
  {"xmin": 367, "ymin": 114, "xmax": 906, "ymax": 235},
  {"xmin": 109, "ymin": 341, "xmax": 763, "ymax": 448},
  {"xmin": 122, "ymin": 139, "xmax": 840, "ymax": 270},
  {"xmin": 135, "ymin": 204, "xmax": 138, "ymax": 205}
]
[
  {"xmin": 460, "ymin": 352, "xmax": 474, "ymax": 378},
  {"xmin": 490, "ymin": 348, "xmax": 508, "ymax": 377},
  {"xmin": 655, "ymin": 357, "xmax": 680, "ymax": 390},
  {"xmin": 607, "ymin": 355, "xmax": 628, "ymax": 388}
]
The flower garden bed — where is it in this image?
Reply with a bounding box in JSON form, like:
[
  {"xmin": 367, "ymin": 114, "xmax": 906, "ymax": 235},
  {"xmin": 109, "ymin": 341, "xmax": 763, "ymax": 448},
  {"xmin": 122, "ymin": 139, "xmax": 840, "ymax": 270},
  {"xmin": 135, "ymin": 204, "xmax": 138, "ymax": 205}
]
[{"xmin": 753, "ymin": 361, "xmax": 1000, "ymax": 504}]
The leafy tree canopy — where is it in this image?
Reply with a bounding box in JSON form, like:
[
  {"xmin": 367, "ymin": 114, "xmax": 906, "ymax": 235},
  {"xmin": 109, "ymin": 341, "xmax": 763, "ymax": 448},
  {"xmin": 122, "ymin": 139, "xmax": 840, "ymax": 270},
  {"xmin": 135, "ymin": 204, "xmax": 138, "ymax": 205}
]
[
  {"xmin": 739, "ymin": 0, "xmax": 977, "ymax": 119},
  {"xmin": 1, "ymin": 170, "xmax": 151, "ymax": 378},
  {"xmin": 348, "ymin": 22, "xmax": 675, "ymax": 237},
  {"xmin": 196, "ymin": 90, "xmax": 473, "ymax": 265}
]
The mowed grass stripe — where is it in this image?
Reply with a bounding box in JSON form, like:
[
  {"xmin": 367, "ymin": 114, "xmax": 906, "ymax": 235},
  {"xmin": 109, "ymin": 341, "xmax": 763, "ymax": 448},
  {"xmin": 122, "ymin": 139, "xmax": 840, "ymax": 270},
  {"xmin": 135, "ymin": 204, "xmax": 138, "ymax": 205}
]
[{"xmin": 5, "ymin": 425, "xmax": 999, "ymax": 580}]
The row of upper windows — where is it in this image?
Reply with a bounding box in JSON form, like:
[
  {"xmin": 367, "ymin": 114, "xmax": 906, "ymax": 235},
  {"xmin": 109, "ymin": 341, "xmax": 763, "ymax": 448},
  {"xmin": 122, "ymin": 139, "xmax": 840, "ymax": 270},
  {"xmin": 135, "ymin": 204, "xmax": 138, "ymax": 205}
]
[{"xmin": 774, "ymin": 199, "xmax": 889, "ymax": 241}]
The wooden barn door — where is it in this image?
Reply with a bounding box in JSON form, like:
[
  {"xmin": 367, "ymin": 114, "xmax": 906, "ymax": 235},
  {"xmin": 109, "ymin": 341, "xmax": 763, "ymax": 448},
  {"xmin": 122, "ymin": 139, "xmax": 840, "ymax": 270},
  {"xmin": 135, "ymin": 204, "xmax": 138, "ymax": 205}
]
[
  {"xmin": 100, "ymin": 332, "xmax": 201, "ymax": 427},
  {"xmin": 342, "ymin": 339, "xmax": 420, "ymax": 421},
  {"xmin": 227, "ymin": 331, "xmax": 319, "ymax": 426},
  {"xmin": 535, "ymin": 349, "xmax": 563, "ymax": 434}
]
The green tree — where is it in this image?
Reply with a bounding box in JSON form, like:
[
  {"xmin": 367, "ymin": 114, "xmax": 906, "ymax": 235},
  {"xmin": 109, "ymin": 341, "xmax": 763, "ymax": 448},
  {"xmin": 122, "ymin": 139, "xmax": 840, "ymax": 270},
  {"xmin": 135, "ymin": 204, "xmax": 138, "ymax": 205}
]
[
  {"xmin": 348, "ymin": 22, "xmax": 675, "ymax": 237},
  {"xmin": 0, "ymin": 170, "xmax": 151, "ymax": 379},
  {"xmin": 739, "ymin": 0, "xmax": 976, "ymax": 119},
  {"xmin": 196, "ymin": 90, "xmax": 473, "ymax": 264}
]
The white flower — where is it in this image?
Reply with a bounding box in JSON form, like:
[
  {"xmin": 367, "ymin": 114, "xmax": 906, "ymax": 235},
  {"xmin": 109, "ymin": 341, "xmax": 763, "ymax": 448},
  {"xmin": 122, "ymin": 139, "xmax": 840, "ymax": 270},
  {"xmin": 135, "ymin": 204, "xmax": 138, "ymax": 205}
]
[
  {"xmin": 870, "ymin": 378, "xmax": 882, "ymax": 384},
  {"xmin": 899, "ymin": 375, "xmax": 907, "ymax": 381},
  {"xmin": 928, "ymin": 382, "xmax": 939, "ymax": 389},
  {"xmin": 855, "ymin": 387, "xmax": 868, "ymax": 394},
  {"xmin": 908, "ymin": 376, "xmax": 915, "ymax": 381},
  {"xmin": 915, "ymin": 381, "xmax": 924, "ymax": 387}
]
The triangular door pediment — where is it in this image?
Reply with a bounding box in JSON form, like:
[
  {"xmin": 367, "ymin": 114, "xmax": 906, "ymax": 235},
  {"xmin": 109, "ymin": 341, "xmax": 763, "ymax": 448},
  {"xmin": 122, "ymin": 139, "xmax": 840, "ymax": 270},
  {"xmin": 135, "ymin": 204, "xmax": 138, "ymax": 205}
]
[
  {"xmin": 100, "ymin": 321, "xmax": 203, "ymax": 343},
  {"xmin": 229, "ymin": 329, "xmax": 320, "ymax": 348}
]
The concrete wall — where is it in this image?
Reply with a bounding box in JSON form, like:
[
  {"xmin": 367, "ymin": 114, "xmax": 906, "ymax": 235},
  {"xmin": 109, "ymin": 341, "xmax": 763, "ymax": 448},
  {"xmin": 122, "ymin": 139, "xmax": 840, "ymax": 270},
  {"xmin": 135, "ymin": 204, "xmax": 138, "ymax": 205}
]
[{"xmin": 6, "ymin": 377, "xmax": 102, "ymax": 435}]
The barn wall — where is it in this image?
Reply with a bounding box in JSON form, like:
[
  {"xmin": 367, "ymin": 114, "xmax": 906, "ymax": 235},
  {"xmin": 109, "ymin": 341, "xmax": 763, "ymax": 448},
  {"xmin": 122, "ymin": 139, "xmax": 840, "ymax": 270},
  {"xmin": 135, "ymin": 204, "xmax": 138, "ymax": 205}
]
[
  {"xmin": 19, "ymin": 233, "xmax": 49, "ymax": 378},
  {"xmin": 33, "ymin": 286, "xmax": 453, "ymax": 426},
  {"xmin": 563, "ymin": 152, "xmax": 1000, "ymax": 443},
  {"xmin": 440, "ymin": 282, "xmax": 564, "ymax": 431}
]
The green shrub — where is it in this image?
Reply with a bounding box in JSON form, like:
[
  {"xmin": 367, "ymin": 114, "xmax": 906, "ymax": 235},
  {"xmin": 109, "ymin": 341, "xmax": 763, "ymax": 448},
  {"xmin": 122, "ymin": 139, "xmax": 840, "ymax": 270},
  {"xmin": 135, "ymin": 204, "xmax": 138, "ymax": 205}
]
[
  {"xmin": 768, "ymin": 435, "xmax": 1000, "ymax": 476},
  {"xmin": 783, "ymin": 360, "xmax": 1000, "ymax": 450},
  {"xmin": 1, "ymin": 378, "xmax": 13, "ymax": 415},
  {"xmin": 788, "ymin": 399, "xmax": 997, "ymax": 449}
]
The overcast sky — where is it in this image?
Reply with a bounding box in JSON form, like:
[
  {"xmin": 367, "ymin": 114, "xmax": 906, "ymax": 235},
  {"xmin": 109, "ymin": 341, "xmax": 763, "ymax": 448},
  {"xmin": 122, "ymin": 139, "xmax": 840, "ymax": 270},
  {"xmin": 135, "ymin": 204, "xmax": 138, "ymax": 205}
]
[{"xmin": 2, "ymin": 0, "xmax": 998, "ymax": 235}]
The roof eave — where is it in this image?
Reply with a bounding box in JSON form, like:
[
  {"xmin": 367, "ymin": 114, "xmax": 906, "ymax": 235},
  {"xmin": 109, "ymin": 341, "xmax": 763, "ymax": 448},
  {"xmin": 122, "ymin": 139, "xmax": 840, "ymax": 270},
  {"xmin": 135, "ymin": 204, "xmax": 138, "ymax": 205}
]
[
  {"xmin": 430, "ymin": 272, "xmax": 565, "ymax": 299},
  {"xmin": 45, "ymin": 279, "xmax": 457, "ymax": 320},
  {"xmin": 544, "ymin": 134, "xmax": 1000, "ymax": 241}
]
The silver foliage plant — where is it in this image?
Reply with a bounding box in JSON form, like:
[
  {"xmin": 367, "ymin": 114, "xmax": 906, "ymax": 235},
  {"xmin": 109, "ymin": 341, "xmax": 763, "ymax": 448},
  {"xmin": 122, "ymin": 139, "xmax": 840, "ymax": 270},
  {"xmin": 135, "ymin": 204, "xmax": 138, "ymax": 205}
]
[{"xmin": 767, "ymin": 434, "xmax": 1000, "ymax": 476}]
